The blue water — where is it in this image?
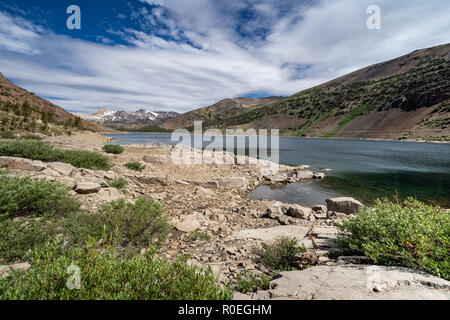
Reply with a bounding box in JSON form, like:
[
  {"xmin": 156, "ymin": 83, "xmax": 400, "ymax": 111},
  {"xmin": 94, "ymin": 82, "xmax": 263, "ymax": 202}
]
[{"xmin": 104, "ymin": 133, "xmax": 450, "ymax": 207}]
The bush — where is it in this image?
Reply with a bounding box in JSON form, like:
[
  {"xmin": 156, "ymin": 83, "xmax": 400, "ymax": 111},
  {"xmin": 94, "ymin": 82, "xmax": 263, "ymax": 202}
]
[
  {"xmin": 102, "ymin": 144, "xmax": 124, "ymax": 154},
  {"xmin": 0, "ymin": 218, "xmax": 59, "ymax": 262},
  {"xmin": 253, "ymin": 237, "xmax": 306, "ymax": 272},
  {"xmin": 0, "ymin": 140, "xmax": 111, "ymax": 170},
  {"xmin": 189, "ymin": 231, "xmax": 211, "ymax": 241},
  {"xmin": 337, "ymin": 198, "xmax": 450, "ymax": 280},
  {"xmin": 235, "ymin": 270, "xmax": 271, "ymax": 293},
  {"xmin": 0, "ymin": 131, "xmax": 15, "ymax": 139},
  {"xmin": 0, "ymin": 240, "xmax": 232, "ymax": 300},
  {"xmin": 124, "ymin": 161, "xmax": 146, "ymax": 172},
  {"xmin": 109, "ymin": 178, "xmax": 128, "ymax": 192},
  {"xmin": 65, "ymin": 197, "xmax": 170, "ymax": 250},
  {"xmin": 0, "ymin": 175, "xmax": 80, "ymax": 221}
]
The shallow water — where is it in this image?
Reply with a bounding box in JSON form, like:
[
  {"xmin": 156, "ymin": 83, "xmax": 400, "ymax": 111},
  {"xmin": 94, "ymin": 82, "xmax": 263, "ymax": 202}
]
[{"xmin": 104, "ymin": 133, "xmax": 450, "ymax": 207}]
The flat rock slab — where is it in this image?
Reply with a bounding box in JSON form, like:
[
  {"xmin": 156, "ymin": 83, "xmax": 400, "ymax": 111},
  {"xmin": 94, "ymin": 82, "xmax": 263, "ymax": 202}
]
[
  {"xmin": 229, "ymin": 225, "xmax": 310, "ymax": 243},
  {"xmin": 237, "ymin": 265, "xmax": 450, "ymax": 300},
  {"xmin": 75, "ymin": 182, "xmax": 102, "ymax": 194}
]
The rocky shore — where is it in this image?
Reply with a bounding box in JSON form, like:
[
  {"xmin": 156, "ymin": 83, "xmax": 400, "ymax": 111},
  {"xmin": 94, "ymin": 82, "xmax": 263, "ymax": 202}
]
[{"xmin": 1, "ymin": 132, "xmax": 449, "ymax": 300}]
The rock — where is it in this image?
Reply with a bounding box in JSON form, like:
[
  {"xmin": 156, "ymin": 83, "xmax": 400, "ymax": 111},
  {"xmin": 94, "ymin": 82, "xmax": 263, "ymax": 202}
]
[
  {"xmin": 266, "ymin": 201, "xmax": 289, "ymax": 218},
  {"xmin": 0, "ymin": 156, "xmax": 46, "ymax": 172},
  {"xmin": 326, "ymin": 197, "xmax": 364, "ymax": 214},
  {"xmin": 41, "ymin": 168, "xmax": 60, "ymax": 177},
  {"xmin": 286, "ymin": 204, "xmax": 312, "ymax": 219},
  {"xmin": 143, "ymin": 155, "xmax": 168, "ymax": 164},
  {"xmin": 94, "ymin": 178, "xmax": 109, "ymax": 188},
  {"xmin": 74, "ymin": 182, "xmax": 102, "ymax": 194},
  {"xmin": 0, "ymin": 262, "xmax": 31, "ymax": 278},
  {"xmin": 312, "ymin": 205, "xmax": 327, "ymax": 214},
  {"xmin": 230, "ymin": 225, "xmax": 310, "ymax": 243},
  {"xmin": 103, "ymin": 171, "xmax": 117, "ymax": 180},
  {"xmin": 195, "ymin": 186, "xmax": 213, "ymax": 197},
  {"xmin": 313, "ymin": 172, "xmax": 326, "ymax": 179},
  {"xmin": 337, "ymin": 256, "xmax": 373, "ymax": 265},
  {"xmin": 217, "ymin": 177, "xmax": 248, "ymax": 189},
  {"xmin": 175, "ymin": 215, "xmax": 201, "ymax": 232},
  {"xmin": 246, "ymin": 265, "xmax": 450, "ymax": 300},
  {"xmin": 48, "ymin": 162, "xmax": 75, "ymax": 176}
]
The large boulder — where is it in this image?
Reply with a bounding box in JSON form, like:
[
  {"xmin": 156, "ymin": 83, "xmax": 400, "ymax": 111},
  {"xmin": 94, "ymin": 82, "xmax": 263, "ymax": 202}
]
[
  {"xmin": 287, "ymin": 204, "xmax": 312, "ymax": 219},
  {"xmin": 217, "ymin": 177, "xmax": 248, "ymax": 189},
  {"xmin": 326, "ymin": 197, "xmax": 363, "ymax": 214},
  {"xmin": 175, "ymin": 215, "xmax": 201, "ymax": 233},
  {"xmin": 0, "ymin": 262, "xmax": 31, "ymax": 279},
  {"xmin": 74, "ymin": 182, "xmax": 102, "ymax": 194},
  {"xmin": 48, "ymin": 162, "xmax": 75, "ymax": 176},
  {"xmin": 236, "ymin": 265, "xmax": 450, "ymax": 300}
]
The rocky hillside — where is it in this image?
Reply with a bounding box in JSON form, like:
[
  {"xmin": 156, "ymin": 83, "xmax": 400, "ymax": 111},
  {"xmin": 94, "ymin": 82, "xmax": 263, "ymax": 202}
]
[
  {"xmin": 0, "ymin": 73, "xmax": 111, "ymax": 134},
  {"xmin": 166, "ymin": 44, "xmax": 450, "ymax": 141},
  {"xmin": 75, "ymin": 107, "xmax": 179, "ymax": 129},
  {"xmin": 161, "ymin": 96, "xmax": 284, "ymax": 130}
]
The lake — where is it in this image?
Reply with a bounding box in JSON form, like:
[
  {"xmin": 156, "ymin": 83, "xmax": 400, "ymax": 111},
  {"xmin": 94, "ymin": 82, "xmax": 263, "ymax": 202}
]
[{"xmin": 104, "ymin": 133, "xmax": 450, "ymax": 208}]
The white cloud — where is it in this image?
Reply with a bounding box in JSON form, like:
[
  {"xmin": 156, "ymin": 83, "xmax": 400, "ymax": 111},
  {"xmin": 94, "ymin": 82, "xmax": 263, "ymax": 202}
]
[{"xmin": 0, "ymin": 0, "xmax": 449, "ymax": 114}]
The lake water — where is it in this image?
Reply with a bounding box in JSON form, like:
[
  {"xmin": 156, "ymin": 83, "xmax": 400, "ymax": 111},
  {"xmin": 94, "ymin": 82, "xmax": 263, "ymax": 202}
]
[{"xmin": 104, "ymin": 133, "xmax": 450, "ymax": 208}]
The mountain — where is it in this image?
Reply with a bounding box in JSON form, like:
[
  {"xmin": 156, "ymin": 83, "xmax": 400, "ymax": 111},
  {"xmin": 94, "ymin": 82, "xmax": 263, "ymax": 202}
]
[
  {"xmin": 0, "ymin": 72, "xmax": 110, "ymax": 134},
  {"xmin": 160, "ymin": 96, "xmax": 284, "ymax": 130},
  {"xmin": 164, "ymin": 44, "xmax": 450, "ymax": 141},
  {"xmin": 75, "ymin": 107, "xmax": 179, "ymax": 128}
]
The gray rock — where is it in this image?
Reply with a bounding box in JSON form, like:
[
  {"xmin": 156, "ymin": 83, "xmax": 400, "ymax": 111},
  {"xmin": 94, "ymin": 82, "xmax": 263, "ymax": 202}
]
[
  {"xmin": 95, "ymin": 178, "xmax": 109, "ymax": 188},
  {"xmin": 195, "ymin": 186, "xmax": 213, "ymax": 197},
  {"xmin": 229, "ymin": 225, "xmax": 310, "ymax": 243},
  {"xmin": 48, "ymin": 162, "xmax": 75, "ymax": 176},
  {"xmin": 74, "ymin": 182, "xmax": 102, "ymax": 194},
  {"xmin": 313, "ymin": 172, "xmax": 326, "ymax": 179},
  {"xmin": 312, "ymin": 205, "xmax": 327, "ymax": 213},
  {"xmin": 287, "ymin": 204, "xmax": 312, "ymax": 219},
  {"xmin": 0, "ymin": 156, "xmax": 46, "ymax": 172},
  {"xmin": 326, "ymin": 197, "xmax": 364, "ymax": 214},
  {"xmin": 337, "ymin": 256, "xmax": 373, "ymax": 265},
  {"xmin": 0, "ymin": 262, "xmax": 31, "ymax": 278},
  {"xmin": 143, "ymin": 155, "xmax": 168, "ymax": 164},
  {"xmin": 175, "ymin": 215, "xmax": 201, "ymax": 232},
  {"xmin": 217, "ymin": 177, "xmax": 248, "ymax": 189},
  {"xmin": 244, "ymin": 265, "xmax": 450, "ymax": 300},
  {"xmin": 103, "ymin": 171, "xmax": 117, "ymax": 180}
]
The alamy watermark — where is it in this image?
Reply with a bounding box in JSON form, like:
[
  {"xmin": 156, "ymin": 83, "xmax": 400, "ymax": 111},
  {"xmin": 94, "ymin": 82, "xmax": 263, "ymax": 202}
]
[
  {"xmin": 66, "ymin": 264, "xmax": 81, "ymax": 290},
  {"xmin": 367, "ymin": 5, "xmax": 381, "ymax": 30},
  {"xmin": 67, "ymin": 5, "xmax": 81, "ymax": 30}
]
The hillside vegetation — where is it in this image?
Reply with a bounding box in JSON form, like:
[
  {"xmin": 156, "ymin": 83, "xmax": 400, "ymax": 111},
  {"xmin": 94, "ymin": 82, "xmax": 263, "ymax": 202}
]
[{"xmin": 165, "ymin": 44, "xmax": 450, "ymax": 141}]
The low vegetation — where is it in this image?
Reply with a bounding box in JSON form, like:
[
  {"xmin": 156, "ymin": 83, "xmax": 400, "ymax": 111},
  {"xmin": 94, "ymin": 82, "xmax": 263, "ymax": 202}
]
[
  {"xmin": 124, "ymin": 161, "xmax": 146, "ymax": 172},
  {"xmin": 253, "ymin": 237, "xmax": 306, "ymax": 272},
  {"xmin": 189, "ymin": 231, "xmax": 211, "ymax": 241},
  {"xmin": 108, "ymin": 177, "xmax": 128, "ymax": 192},
  {"xmin": 337, "ymin": 198, "xmax": 450, "ymax": 280},
  {"xmin": 64, "ymin": 198, "xmax": 171, "ymax": 251},
  {"xmin": 102, "ymin": 144, "xmax": 124, "ymax": 154},
  {"xmin": 0, "ymin": 140, "xmax": 111, "ymax": 170},
  {"xmin": 0, "ymin": 175, "xmax": 79, "ymax": 221},
  {"xmin": 0, "ymin": 175, "xmax": 229, "ymax": 299},
  {"xmin": 235, "ymin": 270, "xmax": 271, "ymax": 293},
  {"xmin": 0, "ymin": 240, "xmax": 232, "ymax": 300}
]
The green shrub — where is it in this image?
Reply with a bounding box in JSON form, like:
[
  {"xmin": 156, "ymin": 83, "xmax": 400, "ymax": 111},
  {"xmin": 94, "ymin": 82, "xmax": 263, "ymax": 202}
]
[
  {"xmin": 0, "ymin": 140, "xmax": 111, "ymax": 170},
  {"xmin": 0, "ymin": 175, "xmax": 80, "ymax": 221},
  {"xmin": 0, "ymin": 217, "xmax": 59, "ymax": 262},
  {"xmin": 0, "ymin": 240, "xmax": 232, "ymax": 300},
  {"xmin": 253, "ymin": 237, "xmax": 306, "ymax": 272},
  {"xmin": 337, "ymin": 198, "xmax": 450, "ymax": 280},
  {"xmin": 65, "ymin": 197, "xmax": 170, "ymax": 250},
  {"xmin": 189, "ymin": 231, "xmax": 211, "ymax": 241},
  {"xmin": 0, "ymin": 131, "xmax": 15, "ymax": 139},
  {"xmin": 102, "ymin": 144, "xmax": 124, "ymax": 154},
  {"xmin": 109, "ymin": 178, "xmax": 128, "ymax": 192},
  {"xmin": 124, "ymin": 161, "xmax": 146, "ymax": 172},
  {"xmin": 59, "ymin": 149, "xmax": 111, "ymax": 170},
  {"xmin": 235, "ymin": 270, "xmax": 271, "ymax": 293}
]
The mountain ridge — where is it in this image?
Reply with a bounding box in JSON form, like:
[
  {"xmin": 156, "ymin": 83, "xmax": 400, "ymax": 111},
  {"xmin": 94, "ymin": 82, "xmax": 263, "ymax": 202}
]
[{"xmin": 163, "ymin": 43, "xmax": 450, "ymax": 141}]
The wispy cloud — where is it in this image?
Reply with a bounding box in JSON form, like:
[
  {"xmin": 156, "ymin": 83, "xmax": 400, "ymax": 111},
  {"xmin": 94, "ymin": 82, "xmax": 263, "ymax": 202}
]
[{"xmin": 0, "ymin": 0, "xmax": 449, "ymax": 114}]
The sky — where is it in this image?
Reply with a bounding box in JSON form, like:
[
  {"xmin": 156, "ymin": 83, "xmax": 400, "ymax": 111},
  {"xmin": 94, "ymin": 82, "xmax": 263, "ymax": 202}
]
[{"xmin": 0, "ymin": 0, "xmax": 449, "ymax": 114}]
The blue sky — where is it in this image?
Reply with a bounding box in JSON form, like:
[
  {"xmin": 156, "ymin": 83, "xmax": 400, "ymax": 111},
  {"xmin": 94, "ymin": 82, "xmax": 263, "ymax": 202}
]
[{"xmin": 0, "ymin": 0, "xmax": 449, "ymax": 113}]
